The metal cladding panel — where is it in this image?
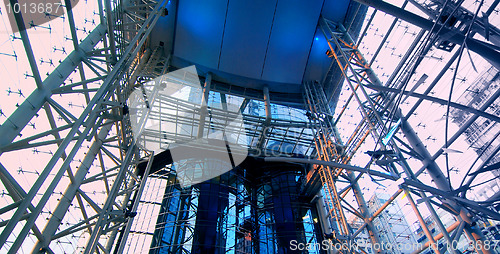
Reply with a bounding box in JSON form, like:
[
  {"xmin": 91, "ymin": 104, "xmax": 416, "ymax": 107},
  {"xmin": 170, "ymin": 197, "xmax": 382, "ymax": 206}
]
[
  {"xmin": 218, "ymin": 0, "xmax": 277, "ymax": 80},
  {"xmin": 302, "ymin": 28, "xmax": 332, "ymax": 82},
  {"xmin": 261, "ymin": 0, "xmax": 324, "ymax": 85},
  {"xmin": 169, "ymin": 0, "xmax": 353, "ymax": 93},
  {"xmin": 301, "ymin": 0, "xmax": 350, "ymax": 84},
  {"xmin": 150, "ymin": 1, "xmax": 176, "ymax": 56},
  {"xmin": 321, "ymin": 0, "xmax": 350, "ymax": 22},
  {"xmin": 173, "ymin": 0, "xmax": 228, "ymax": 70}
]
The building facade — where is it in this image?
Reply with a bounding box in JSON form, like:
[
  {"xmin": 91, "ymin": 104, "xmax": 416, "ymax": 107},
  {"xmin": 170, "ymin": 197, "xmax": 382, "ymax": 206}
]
[
  {"xmin": 350, "ymin": 193, "xmax": 418, "ymax": 254},
  {"xmin": 451, "ymin": 66, "xmax": 500, "ymax": 169},
  {"xmin": 149, "ymin": 159, "xmax": 324, "ymax": 254}
]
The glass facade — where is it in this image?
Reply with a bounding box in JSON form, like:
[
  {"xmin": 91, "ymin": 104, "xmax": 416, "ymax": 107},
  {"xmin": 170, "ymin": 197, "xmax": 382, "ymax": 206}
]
[{"xmin": 149, "ymin": 160, "xmax": 323, "ymax": 254}]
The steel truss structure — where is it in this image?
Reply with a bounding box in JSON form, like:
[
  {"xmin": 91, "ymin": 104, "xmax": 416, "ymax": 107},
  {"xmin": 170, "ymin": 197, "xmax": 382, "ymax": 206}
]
[
  {"xmin": 0, "ymin": 0, "xmax": 170, "ymax": 253},
  {"xmin": 0, "ymin": 0, "xmax": 499, "ymax": 253},
  {"xmin": 314, "ymin": 15, "xmax": 500, "ymax": 253}
]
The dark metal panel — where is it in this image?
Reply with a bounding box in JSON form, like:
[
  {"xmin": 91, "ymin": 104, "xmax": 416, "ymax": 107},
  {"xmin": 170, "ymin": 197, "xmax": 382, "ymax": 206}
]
[
  {"xmin": 302, "ymin": 28, "xmax": 332, "ymax": 83},
  {"xmin": 261, "ymin": 0, "xmax": 324, "ymax": 85},
  {"xmin": 218, "ymin": 0, "xmax": 277, "ymax": 80},
  {"xmin": 322, "ymin": 0, "xmax": 351, "ymax": 22},
  {"xmin": 150, "ymin": 0, "xmax": 177, "ymax": 55},
  {"xmin": 173, "ymin": 0, "xmax": 228, "ymax": 70}
]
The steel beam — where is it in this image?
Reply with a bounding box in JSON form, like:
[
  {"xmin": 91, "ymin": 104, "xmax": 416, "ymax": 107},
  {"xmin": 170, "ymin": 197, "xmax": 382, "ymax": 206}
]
[
  {"xmin": 352, "ymin": 0, "xmax": 500, "ymax": 69},
  {"xmin": 322, "ymin": 16, "xmax": 494, "ymax": 253},
  {"xmin": 7, "ymin": 0, "xmax": 43, "ymax": 88},
  {"xmin": 113, "ymin": 151, "xmax": 155, "ymax": 254},
  {"xmin": 104, "ymin": 0, "xmax": 118, "ymax": 63},
  {"xmin": 264, "ymin": 157, "xmax": 399, "ymax": 180},
  {"xmin": 0, "ymin": 24, "xmax": 107, "ymax": 151},
  {"xmin": 0, "ymin": 0, "xmax": 167, "ymax": 251},
  {"xmin": 33, "ymin": 122, "xmax": 114, "ymax": 252},
  {"xmin": 197, "ymin": 73, "xmax": 212, "ymax": 139},
  {"xmin": 411, "ymin": 221, "xmax": 461, "ymax": 254},
  {"xmin": 64, "ymin": 0, "xmax": 91, "ymax": 103},
  {"xmin": 364, "ymin": 83, "xmax": 500, "ymax": 123},
  {"xmin": 407, "ymin": 0, "xmax": 500, "ymax": 47},
  {"xmin": 257, "ymin": 86, "xmax": 271, "ymax": 149},
  {"xmin": 405, "ymin": 188, "xmax": 442, "ymax": 254},
  {"xmin": 347, "ymin": 170, "xmax": 385, "ymax": 253},
  {"xmin": 368, "ymin": 0, "xmax": 408, "ymax": 66},
  {"xmin": 82, "ymin": 144, "xmax": 136, "ymax": 254},
  {"xmin": 369, "ymin": 188, "xmax": 403, "ymax": 221},
  {"xmin": 404, "ymin": 49, "xmax": 460, "ymax": 119}
]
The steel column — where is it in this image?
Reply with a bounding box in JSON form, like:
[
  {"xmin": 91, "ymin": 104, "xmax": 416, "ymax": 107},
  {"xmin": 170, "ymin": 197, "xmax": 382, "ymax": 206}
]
[
  {"xmin": 197, "ymin": 73, "xmax": 212, "ymax": 139},
  {"xmin": 0, "ymin": 24, "xmax": 107, "ymax": 151},
  {"xmin": 33, "ymin": 122, "xmax": 114, "ymax": 252},
  {"xmin": 0, "ymin": 0, "xmax": 167, "ymax": 251},
  {"xmin": 7, "ymin": 0, "xmax": 43, "ymax": 88},
  {"xmin": 321, "ymin": 15, "xmax": 494, "ymax": 254},
  {"xmin": 405, "ymin": 189, "xmax": 442, "ymax": 254},
  {"xmin": 257, "ymin": 86, "xmax": 271, "ymax": 149}
]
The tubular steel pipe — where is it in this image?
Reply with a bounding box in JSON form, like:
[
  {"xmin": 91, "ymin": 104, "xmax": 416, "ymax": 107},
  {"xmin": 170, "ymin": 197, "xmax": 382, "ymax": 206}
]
[
  {"xmin": 321, "ymin": 16, "xmax": 491, "ymax": 253},
  {"xmin": 257, "ymin": 86, "xmax": 271, "ymax": 149},
  {"xmin": 0, "ymin": 24, "xmax": 106, "ymax": 151},
  {"xmin": 347, "ymin": 170, "xmax": 385, "ymax": 253},
  {"xmin": 197, "ymin": 73, "xmax": 212, "ymax": 139},
  {"xmin": 264, "ymin": 157, "xmax": 399, "ymax": 181},
  {"xmin": 33, "ymin": 122, "xmax": 114, "ymax": 252},
  {"xmin": 405, "ymin": 189, "xmax": 442, "ymax": 254},
  {"xmin": 369, "ymin": 188, "xmax": 403, "ymax": 221},
  {"xmin": 352, "ymin": 0, "xmax": 500, "ymax": 69},
  {"xmin": 411, "ymin": 221, "xmax": 461, "ymax": 254},
  {"xmin": 7, "ymin": 0, "xmax": 43, "ymax": 88}
]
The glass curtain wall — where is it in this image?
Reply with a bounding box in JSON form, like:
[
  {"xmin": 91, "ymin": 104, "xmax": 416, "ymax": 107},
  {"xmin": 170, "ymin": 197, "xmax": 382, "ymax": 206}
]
[{"xmin": 149, "ymin": 160, "xmax": 324, "ymax": 254}]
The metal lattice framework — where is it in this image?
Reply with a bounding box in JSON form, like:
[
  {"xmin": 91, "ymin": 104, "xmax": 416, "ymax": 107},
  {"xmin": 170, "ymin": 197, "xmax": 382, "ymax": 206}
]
[
  {"xmin": 0, "ymin": 0, "xmax": 499, "ymax": 253},
  {"xmin": 0, "ymin": 0, "xmax": 169, "ymax": 253},
  {"xmin": 313, "ymin": 3, "xmax": 500, "ymax": 252}
]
